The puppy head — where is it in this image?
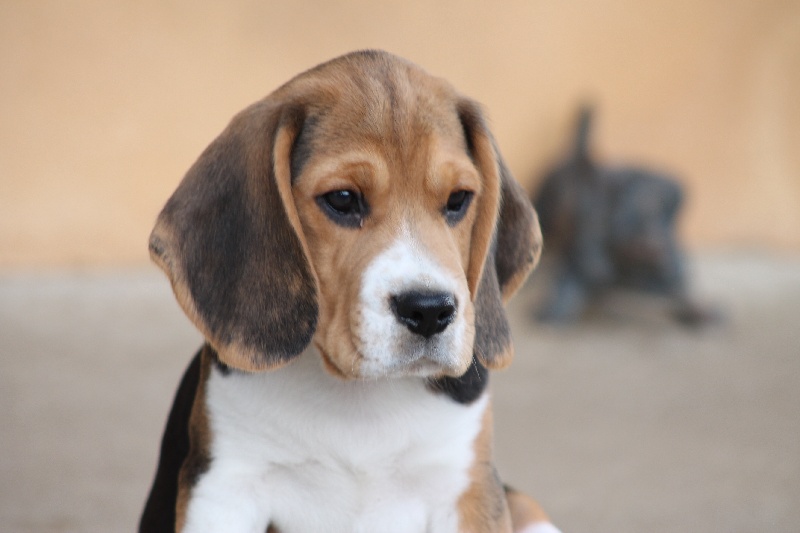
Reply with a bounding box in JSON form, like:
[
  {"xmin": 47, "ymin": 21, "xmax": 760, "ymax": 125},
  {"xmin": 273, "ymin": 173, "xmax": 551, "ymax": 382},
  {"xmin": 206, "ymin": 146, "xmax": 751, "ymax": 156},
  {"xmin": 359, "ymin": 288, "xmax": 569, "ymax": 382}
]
[{"xmin": 150, "ymin": 50, "xmax": 541, "ymax": 377}]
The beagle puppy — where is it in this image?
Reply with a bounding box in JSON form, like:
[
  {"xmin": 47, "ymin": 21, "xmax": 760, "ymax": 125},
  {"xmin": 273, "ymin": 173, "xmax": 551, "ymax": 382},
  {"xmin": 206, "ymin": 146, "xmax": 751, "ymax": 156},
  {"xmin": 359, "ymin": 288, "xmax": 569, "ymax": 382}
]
[{"xmin": 140, "ymin": 50, "xmax": 559, "ymax": 533}]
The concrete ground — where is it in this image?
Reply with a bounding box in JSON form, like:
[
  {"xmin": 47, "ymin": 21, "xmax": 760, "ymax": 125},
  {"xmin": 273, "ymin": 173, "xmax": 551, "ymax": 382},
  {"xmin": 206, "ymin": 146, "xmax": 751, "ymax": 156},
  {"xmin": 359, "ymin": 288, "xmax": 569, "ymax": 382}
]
[{"xmin": 1, "ymin": 251, "xmax": 799, "ymax": 532}]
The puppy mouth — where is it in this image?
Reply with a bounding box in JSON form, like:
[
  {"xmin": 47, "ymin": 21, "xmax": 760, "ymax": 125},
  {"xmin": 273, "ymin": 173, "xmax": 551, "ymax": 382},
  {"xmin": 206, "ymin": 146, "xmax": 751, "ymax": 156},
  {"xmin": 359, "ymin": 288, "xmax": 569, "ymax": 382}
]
[
  {"xmin": 318, "ymin": 338, "xmax": 467, "ymax": 380},
  {"xmin": 357, "ymin": 337, "xmax": 470, "ymax": 379},
  {"xmin": 363, "ymin": 353, "xmax": 451, "ymax": 378},
  {"xmin": 315, "ymin": 343, "xmax": 430, "ymax": 379}
]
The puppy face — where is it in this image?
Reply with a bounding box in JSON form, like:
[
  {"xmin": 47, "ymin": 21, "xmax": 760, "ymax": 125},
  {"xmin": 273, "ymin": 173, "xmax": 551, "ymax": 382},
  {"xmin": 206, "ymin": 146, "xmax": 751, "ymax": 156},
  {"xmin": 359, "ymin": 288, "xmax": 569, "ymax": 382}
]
[
  {"xmin": 292, "ymin": 94, "xmax": 484, "ymax": 378},
  {"xmin": 150, "ymin": 51, "xmax": 540, "ymax": 377}
]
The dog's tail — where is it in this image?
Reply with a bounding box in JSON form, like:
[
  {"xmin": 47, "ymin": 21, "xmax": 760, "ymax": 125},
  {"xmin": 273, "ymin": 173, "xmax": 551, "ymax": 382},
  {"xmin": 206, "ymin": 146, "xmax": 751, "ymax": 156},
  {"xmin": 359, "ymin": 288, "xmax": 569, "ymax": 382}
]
[{"xmin": 573, "ymin": 104, "xmax": 593, "ymax": 164}]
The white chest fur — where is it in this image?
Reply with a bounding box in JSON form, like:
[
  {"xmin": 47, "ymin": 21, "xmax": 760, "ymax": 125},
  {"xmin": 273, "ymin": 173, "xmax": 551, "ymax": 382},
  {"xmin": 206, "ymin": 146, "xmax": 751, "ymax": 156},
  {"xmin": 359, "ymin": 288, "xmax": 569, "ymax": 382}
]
[{"xmin": 181, "ymin": 349, "xmax": 489, "ymax": 533}]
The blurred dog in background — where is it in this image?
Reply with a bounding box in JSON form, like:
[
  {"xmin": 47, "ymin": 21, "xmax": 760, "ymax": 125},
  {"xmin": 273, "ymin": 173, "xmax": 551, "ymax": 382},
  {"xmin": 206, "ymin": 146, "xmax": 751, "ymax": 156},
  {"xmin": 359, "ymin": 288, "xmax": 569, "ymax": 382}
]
[{"xmin": 532, "ymin": 106, "xmax": 718, "ymax": 327}]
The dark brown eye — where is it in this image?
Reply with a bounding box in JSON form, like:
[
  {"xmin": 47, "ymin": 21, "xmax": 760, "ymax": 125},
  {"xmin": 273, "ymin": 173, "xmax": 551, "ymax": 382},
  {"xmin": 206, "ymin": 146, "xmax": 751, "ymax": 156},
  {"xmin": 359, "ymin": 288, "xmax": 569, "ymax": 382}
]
[
  {"xmin": 324, "ymin": 190, "xmax": 358, "ymax": 214},
  {"xmin": 444, "ymin": 190, "xmax": 473, "ymax": 225},
  {"xmin": 317, "ymin": 190, "xmax": 367, "ymax": 228}
]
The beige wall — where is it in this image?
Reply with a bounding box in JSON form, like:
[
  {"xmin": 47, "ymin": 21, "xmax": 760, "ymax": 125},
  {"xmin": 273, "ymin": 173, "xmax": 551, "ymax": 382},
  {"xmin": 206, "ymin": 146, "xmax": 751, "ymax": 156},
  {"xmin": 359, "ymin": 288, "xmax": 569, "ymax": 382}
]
[{"xmin": 2, "ymin": 1, "xmax": 798, "ymax": 268}]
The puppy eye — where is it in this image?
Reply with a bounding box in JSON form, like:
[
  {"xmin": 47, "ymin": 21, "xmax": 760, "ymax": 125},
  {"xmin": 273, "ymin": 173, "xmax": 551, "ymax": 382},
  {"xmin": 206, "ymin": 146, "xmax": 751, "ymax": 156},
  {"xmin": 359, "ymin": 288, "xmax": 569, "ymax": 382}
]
[
  {"xmin": 444, "ymin": 190, "xmax": 473, "ymax": 225},
  {"xmin": 324, "ymin": 190, "xmax": 359, "ymax": 214},
  {"xmin": 317, "ymin": 190, "xmax": 367, "ymax": 228}
]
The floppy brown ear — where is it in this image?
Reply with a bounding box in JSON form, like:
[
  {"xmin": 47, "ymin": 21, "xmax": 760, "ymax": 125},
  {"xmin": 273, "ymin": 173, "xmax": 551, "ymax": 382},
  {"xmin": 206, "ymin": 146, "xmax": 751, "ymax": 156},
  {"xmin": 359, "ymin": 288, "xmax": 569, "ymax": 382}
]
[
  {"xmin": 459, "ymin": 101, "xmax": 543, "ymax": 370},
  {"xmin": 149, "ymin": 101, "xmax": 318, "ymax": 372}
]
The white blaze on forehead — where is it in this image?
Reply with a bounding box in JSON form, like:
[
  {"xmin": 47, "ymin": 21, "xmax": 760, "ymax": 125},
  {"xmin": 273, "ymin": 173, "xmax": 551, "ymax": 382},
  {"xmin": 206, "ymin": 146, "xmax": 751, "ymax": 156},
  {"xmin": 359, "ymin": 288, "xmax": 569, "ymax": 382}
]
[
  {"xmin": 384, "ymin": 219, "xmax": 460, "ymax": 293},
  {"xmin": 357, "ymin": 227, "xmax": 470, "ymax": 377}
]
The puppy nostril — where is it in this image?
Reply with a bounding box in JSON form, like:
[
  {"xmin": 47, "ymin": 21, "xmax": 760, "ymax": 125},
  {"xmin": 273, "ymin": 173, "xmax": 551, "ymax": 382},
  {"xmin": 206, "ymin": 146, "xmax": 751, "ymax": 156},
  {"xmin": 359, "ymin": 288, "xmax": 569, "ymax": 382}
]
[{"xmin": 391, "ymin": 291, "xmax": 457, "ymax": 339}]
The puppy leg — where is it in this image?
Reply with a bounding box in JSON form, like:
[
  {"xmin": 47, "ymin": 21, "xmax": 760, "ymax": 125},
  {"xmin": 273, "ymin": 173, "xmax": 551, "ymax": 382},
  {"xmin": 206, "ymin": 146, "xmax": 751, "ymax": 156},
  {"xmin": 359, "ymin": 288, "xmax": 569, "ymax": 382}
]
[{"xmin": 504, "ymin": 486, "xmax": 562, "ymax": 533}]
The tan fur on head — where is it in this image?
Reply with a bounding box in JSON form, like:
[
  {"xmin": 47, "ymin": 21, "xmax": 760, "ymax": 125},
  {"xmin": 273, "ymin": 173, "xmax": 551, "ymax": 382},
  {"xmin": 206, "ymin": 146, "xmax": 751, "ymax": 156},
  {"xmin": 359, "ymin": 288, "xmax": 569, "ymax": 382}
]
[{"xmin": 150, "ymin": 50, "xmax": 541, "ymax": 375}]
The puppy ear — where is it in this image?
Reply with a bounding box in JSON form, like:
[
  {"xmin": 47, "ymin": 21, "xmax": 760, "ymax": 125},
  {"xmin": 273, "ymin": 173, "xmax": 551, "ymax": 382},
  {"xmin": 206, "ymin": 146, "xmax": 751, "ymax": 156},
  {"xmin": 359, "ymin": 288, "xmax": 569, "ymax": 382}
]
[
  {"xmin": 493, "ymin": 155, "xmax": 544, "ymax": 301},
  {"xmin": 459, "ymin": 101, "xmax": 543, "ymax": 370},
  {"xmin": 149, "ymin": 101, "xmax": 318, "ymax": 372}
]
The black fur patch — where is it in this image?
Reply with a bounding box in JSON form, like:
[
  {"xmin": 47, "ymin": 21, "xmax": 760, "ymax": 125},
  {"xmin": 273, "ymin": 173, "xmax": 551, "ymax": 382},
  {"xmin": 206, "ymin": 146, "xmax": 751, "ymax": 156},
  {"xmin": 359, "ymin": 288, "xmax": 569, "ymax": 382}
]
[
  {"xmin": 428, "ymin": 357, "xmax": 488, "ymax": 404},
  {"xmin": 139, "ymin": 350, "xmax": 202, "ymax": 533},
  {"xmin": 207, "ymin": 345, "xmax": 233, "ymax": 376}
]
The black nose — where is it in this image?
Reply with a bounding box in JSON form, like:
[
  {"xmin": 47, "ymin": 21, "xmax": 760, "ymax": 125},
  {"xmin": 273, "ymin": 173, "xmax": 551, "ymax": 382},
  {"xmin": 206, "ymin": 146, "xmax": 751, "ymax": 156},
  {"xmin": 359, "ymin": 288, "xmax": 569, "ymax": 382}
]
[{"xmin": 390, "ymin": 291, "xmax": 457, "ymax": 339}]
